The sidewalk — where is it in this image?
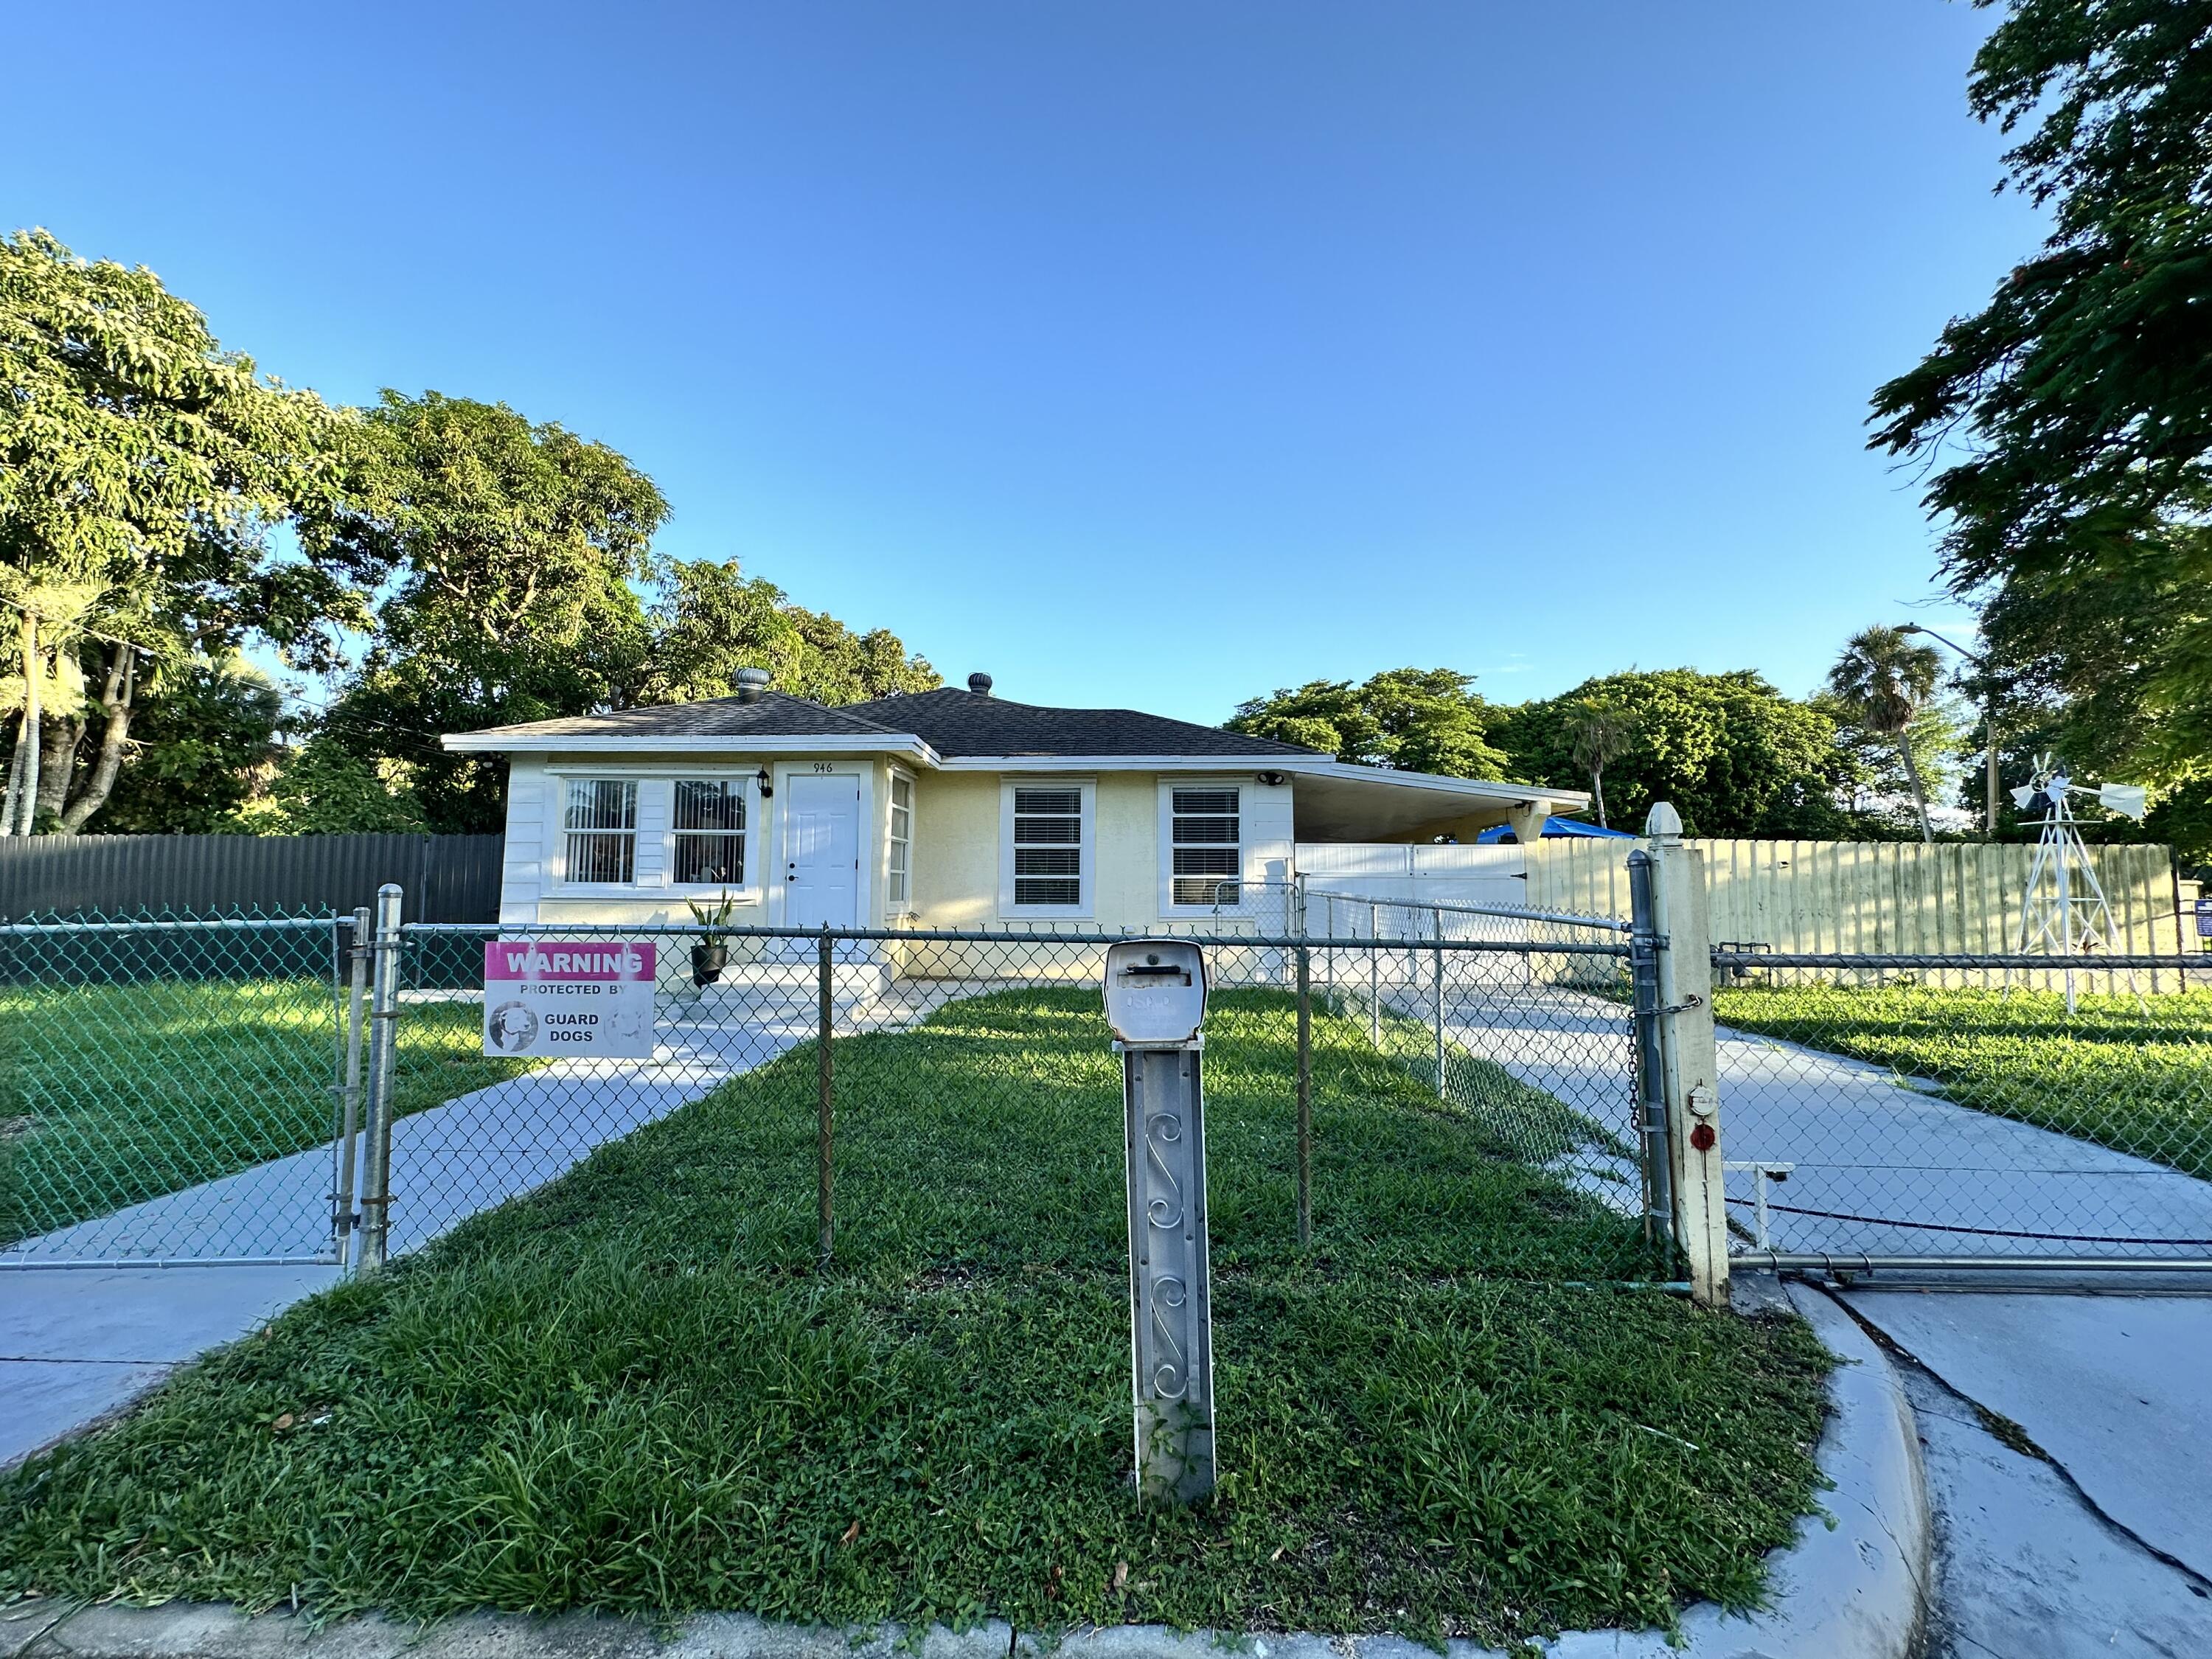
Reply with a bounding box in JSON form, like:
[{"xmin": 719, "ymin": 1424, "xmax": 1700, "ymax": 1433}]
[{"xmin": 1, "ymin": 985, "xmax": 946, "ymax": 1467}]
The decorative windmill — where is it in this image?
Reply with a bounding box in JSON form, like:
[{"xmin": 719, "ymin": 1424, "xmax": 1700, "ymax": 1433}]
[{"xmin": 2013, "ymin": 754, "xmax": 2149, "ymax": 1012}]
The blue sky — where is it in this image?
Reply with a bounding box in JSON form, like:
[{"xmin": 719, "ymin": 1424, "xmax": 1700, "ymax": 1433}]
[{"xmin": 7, "ymin": 1, "xmax": 2037, "ymax": 726}]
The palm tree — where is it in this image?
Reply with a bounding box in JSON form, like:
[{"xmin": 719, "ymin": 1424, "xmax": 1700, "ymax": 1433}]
[
  {"xmin": 1828, "ymin": 625, "xmax": 1944, "ymax": 842},
  {"xmin": 1566, "ymin": 698, "xmax": 1636, "ymax": 829}
]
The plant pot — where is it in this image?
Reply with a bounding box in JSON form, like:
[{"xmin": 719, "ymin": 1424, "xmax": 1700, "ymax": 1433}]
[{"xmin": 692, "ymin": 942, "xmax": 728, "ymax": 987}]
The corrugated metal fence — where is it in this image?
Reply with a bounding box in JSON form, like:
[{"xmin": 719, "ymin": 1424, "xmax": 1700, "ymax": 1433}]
[{"xmin": 0, "ymin": 834, "xmax": 503, "ymax": 924}]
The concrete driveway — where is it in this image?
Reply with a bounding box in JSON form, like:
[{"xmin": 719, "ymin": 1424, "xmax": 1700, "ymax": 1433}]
[
  {"xmin": 1439, "ymin": 984, "xmax": 2212, "ymax": 1652},
  {"xmin": 1432, "ymin": 983, "xmax": 2212, "ymax": 1257},
  {"xmin": 1840, "ymin": 1289, "xmax": 2212, "ymax": 1657},
  {"xmin": 1712, "ymin": 1023, "xmax": 2212, "ymax": 1260}
]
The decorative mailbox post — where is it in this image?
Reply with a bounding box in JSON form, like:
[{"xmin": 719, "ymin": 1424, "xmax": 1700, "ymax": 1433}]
[{"xmin": 1102, "ymin": 939, "xmax": 1217, "ymax": 1503}]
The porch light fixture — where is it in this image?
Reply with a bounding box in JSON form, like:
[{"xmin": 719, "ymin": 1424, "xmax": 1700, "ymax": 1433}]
[
  {"xmin": 755, "ymin": 767, "xmax": 773, "ymax": 798},
  {"xmin": 1256, "ymin": 771, "xmax": 1287, "ymax": 787}
]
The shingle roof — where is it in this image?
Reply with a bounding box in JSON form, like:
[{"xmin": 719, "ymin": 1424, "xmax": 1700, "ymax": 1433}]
[
  {"xmin": 453, "ymin": 691, "xmax": 908, "ymax": 742},
  {"xmin": 839, "ymin": 687, "xmax": 1318, "ymax": 759},
  {"xmin": 451, "ymin": 685, "xmax": 1321, "ymax": 759}
]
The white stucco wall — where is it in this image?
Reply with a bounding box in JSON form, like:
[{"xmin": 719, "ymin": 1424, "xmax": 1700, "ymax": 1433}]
[{"xmin": 497, "ymin": 751, "xmax": 877, "ymax": 931}]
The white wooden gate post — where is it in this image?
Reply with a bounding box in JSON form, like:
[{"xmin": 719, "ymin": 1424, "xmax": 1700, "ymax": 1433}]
[{"xmin": 1646, "ymin": 804, "xmax": 1729, "ymax": 1307}]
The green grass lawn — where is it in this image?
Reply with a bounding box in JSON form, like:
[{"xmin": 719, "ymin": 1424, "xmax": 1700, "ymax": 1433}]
[
  {"xmin": 0, "ymin": 989, "xmax": 1830, "ymax": 1648},
  {"xmin": 1712, "ymin": 983, "xmax": 2212, "ymax": 1180},
  {"xmin": 0, "ymin": 979, "xmax": 529, "ymax": 1245}
]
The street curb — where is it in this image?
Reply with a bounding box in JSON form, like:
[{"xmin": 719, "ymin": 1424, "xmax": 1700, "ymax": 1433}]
[{"xmin": 1, "ymin": 1285, "xmax": 1929, "ymax": 1659}]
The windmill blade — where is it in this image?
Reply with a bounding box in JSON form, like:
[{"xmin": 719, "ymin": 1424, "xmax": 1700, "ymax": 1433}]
[{"xmin": 2097, "ymin": 782, "xmax": 2149, "ymax": 821}]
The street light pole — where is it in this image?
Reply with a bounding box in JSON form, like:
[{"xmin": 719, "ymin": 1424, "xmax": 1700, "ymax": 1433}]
[{"xmin": 1899, "ymin": 624, "xmax": 1998, "ymax": 837}]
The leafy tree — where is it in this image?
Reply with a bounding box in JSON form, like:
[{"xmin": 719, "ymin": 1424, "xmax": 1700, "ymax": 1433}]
[
  {"xmin": 95, "ymin": 657, "xmax": 282, "ymax": 833},
  {"xmin": 1496, "ymin": 669, "xmax": 1851, "ymax": 838},
  {"xmin": 639, "ymin": 558, "xmax": 936, "ymax": 706},
  {"xmin": 1826, "ymin": 627, "xmax": 1947, "ymax": 842},
  {"xmin": 307, "ymin": 392, "xmax": 667, "ymax": 833},
  {"xmin": 0, "ymin": 229, "xmax": 355, "ymax": 835},
  {"xmin": 312, "ymin": 405, "xmax": 940, "ymax": 832},
  {"xmin": 1868, "ymin": 0, "xmax": 2212, "ymax": 858},
  {"xmin": 231, "ymin": 741, "xmax": 428, "ymax": 835},
  {"xmin": 1225, "ymin": 669, "xmax": 1512, "ymax": 778}
]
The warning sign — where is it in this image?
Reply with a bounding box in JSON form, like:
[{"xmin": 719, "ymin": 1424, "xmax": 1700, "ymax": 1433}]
[{"xmin": 483, "ymin": 941, "xmax": 657, "ymax": 1058}]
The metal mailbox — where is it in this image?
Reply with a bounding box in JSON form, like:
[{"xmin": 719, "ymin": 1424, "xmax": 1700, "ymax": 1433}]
[
  {"xmin": 1102, "ymin": 938, "xmax": 1216, "ymax": 1503},
  {"xmin": 1104, "ymin": 939, "xmax": 1208, "ymax": 1046}
]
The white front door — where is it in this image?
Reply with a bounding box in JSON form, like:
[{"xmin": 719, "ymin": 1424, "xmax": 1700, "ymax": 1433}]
[{"xmin": 783, "ymin": 773, "xmax": 861, "ymax": 930}]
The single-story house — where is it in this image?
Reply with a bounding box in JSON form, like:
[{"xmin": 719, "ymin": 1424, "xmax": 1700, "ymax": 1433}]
[{"xmin": 444, "ymin": 670, "xmax": 1588, "ymax": 940}]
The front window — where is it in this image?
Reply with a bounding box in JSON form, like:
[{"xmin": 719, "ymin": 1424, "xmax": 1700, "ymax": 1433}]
[
  {"xmin": 563, "ymin": 779, "xmax": 638, "ymax": 884},
  {"xmin": 888, "ymin": 774, "xmax": 913, "ymax": 905},
  {"xmin": 1012, "ymin": 785, "xmax": 1083, "ymax": 907},
  {"xmin": 1170, "ymin": 786, "xmax": 1241, "ymax": 907},
  {"xmin": 673, "ymin": 779, "xmax": 746, "ymax": 886}
]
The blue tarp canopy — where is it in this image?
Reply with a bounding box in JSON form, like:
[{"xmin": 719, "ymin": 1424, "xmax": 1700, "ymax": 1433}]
[{"xmin": 1473, "ymin": 817, "xmax": 1637, "ymax": 844}]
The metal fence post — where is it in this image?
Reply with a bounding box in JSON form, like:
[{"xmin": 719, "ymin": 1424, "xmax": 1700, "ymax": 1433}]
[
  {"xmin": 1626, "ymin": 853, "xmax": 1673, "ymax": 1253},
  {"xmin": 817, "ymin": 924, "xmax": 835, "ymax": 1267},
  {"xmin": 1368, "ymin": 900, "xmax": 1380, "ymax": 1048},
  {"xmin": 1646, "ymin": 806, "xmax": 1728, "ymax": 1308},
  {"xmin": 1430, "ymin": 906, "xmax": 1447, "ymax": 1099},
  {"xmin": 358, "ymin": 883, "xmax": 403, "ymax": 1275},
  {"xmin": 333, "ymin": 905, "xmax": 371, "ymax": 1266},
  {"xmin": 1295, "ymin": 943, "xmax": 1312, "ymax": 1247}
]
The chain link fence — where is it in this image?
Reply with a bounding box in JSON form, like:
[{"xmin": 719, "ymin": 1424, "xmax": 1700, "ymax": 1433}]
[
  {"xmin": 0, "ymin": 897, "xmax": 1671, "ymax": 1281},
  {"xmin": 382, "ymin": 919, "xmax": 1669, "ymax": 1281},
  {"xmin": 1, "ymin": 913, "xmax": 355, "ymax": 1265},
  {"xmin": 1711, "ymin": 949, "xmax": 2212, "ymax": 1270},
  {"xmin": 30, "ymin": 894, "xmax": 2212, "ymax": 1284}
]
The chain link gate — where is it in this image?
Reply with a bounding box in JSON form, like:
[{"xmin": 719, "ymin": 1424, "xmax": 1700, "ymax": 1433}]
[
  {"xmin": 1710, "ymin": 947, "xmax": 2212, "ymax": 1276},
  {"xmin": 1, "ymin": 914, "xmax": 366, "ymax": 1267}
]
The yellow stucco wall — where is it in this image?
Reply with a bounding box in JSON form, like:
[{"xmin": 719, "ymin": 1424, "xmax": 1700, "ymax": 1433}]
[
  {"xmin": 908, "ymin": 770, "xmax": 998, "ymax": 928},
  {"xmin": 903, "ymin": 770, "xmax": 1285, "ymax": 933}
]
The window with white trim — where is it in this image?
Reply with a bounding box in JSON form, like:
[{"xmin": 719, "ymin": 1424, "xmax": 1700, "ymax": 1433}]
[
  {"xmin": 563, "ymin": 779, "xmax": 639, "ymax": 885},
  {"xmin": 1169, "ymin": 786, "xmax": 1242, "ymax": 907},
  {"xmin": 672, "ymin": 779, "xmax": 746, "ymax": 886},
  {"xmin": 887, "ymin": 774, "xmax": 914, "ymax": 905},
  {"xmin": 1011, "ymin": 785, "xmax": 1084, "ymax": 908}
]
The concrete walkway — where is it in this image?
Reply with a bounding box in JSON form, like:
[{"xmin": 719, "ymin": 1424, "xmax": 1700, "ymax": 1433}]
[{"xmin": 1, "ymin": 984, "xmax": 947, "ymax": 1467}]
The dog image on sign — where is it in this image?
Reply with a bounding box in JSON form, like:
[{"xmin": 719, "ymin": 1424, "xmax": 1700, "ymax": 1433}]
[{"xmin": 481, "ymin": 941, "xmax": 658, "ymax": 1059}]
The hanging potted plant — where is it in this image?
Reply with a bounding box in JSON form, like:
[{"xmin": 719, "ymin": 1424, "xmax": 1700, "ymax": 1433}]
[{"xmin": 687, "ymin": 891, "xmax": 737, "ymax": 986}]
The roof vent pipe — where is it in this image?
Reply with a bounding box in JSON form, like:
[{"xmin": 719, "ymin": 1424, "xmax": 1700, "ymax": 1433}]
[
  {"xmin": 734, "ymin": 667, "xmax": 771, "ymax": 704},
  {"xmin": 967, "ymin": 672, "xmax": 993, "ymax": 697}
]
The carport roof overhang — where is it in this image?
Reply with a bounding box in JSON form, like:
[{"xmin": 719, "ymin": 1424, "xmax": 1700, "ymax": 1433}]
[{"xmin": 1288, "ymin": 764, "xmax": 1589, "ymax": 841}]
